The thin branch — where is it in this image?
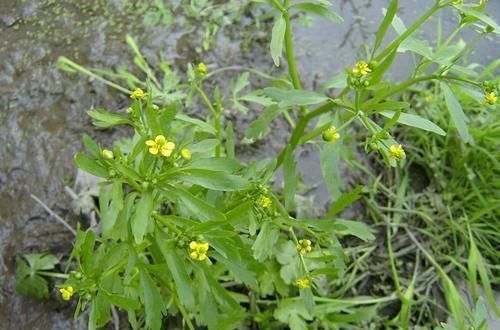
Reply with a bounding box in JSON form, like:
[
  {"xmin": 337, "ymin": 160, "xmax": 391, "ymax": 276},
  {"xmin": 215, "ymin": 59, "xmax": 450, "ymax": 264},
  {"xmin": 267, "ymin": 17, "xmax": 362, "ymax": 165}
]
[{"xmin": 30, "ymin": 194, "xmax": 77, "ymax": 236}]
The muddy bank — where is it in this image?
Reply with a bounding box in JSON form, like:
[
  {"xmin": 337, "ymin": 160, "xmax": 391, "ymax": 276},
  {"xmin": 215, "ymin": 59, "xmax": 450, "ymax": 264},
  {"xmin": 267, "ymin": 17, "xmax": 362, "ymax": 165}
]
[{"xmin": 0, "ymin": 0, "xmax": 498, "ymax": 328}]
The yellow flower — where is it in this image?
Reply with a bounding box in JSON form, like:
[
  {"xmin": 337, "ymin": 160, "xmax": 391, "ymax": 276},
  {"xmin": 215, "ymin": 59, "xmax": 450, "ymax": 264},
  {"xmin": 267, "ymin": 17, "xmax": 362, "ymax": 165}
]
[
  {"xmin": 60, "ymin": 286, "xmax": 75, "ymax": 301},
  {"xmin": 197, "ymin": 63, "xmax": 208, "ymax": 75},
  {"xmin": 484, "ymin": 92, "xmax": 497, "ymax": 105},
  {"xmin": 130, "ymin": 88, "xmax": 148, "ymax": 99},
  {"xmin": 297, "ymin": 239, "xmax": 312, "ymax": 254},
  {"xmin": 145, "ymin": 135, "xmax": 175, "ymax": 157},
  {"xmin": 189, "ymin": 241, "xmax": 209, "ymax": 261},
  {"xmin": 295, "ymin": 278, "xmax": 311, "ymax": 289},
  {"xmin": 389, "ymin": 144, "xmax": 406, "ymax": 161},
  {"xmin": 322, "ymin": 126, "xmax": 340, "ymax": 143},
  {"xmin": 425, "ymin": 95, "xmax": 433, "ymax": 103},
  {"xmin": 258, "ymin": 196, "xmax": 272, "ymax": 208},
  {"xmin": 181, "ymin": 148, "xmax": 191, "ymax": 160},
  {"xmin": 101, "ymin": 149, "xmax": 114, "ymax": 160},
  {"xmin": 352, "ymin": 61, "xmax": 371, "ymax": 76}
]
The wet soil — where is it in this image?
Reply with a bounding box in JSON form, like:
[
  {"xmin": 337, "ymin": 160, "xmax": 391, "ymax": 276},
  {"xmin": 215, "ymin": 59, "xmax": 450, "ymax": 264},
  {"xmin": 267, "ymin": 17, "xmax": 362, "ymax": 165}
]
[{"xmin": 0, "ymin": 0, "xmax": 498, "ymax": 328}]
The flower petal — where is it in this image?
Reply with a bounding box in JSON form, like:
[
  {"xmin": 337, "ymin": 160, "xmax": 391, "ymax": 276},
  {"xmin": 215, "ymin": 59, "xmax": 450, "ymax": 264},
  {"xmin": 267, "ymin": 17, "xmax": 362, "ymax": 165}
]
[
  {"xmin": 146, "ymin": 140, "xmax": 156, "ymax": 146},
  {"xmin": 155, "ymin": 135, "xmax": 166, "ymax": 144},
  {"xmin": 165, "ymin": 141, "xmax": 175, "ymax": 150}
]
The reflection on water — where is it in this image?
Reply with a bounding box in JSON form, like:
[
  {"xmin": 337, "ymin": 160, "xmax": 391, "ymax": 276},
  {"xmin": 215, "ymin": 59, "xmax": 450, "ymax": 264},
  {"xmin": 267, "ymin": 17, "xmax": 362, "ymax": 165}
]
[{"xmin": 0, "ymin": 0, "xmax": 498, "ymax": 327}]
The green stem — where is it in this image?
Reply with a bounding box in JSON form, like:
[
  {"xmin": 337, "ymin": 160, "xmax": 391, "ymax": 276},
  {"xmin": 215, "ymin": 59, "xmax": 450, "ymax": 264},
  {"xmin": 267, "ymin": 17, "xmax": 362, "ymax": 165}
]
[
  {"xmin": 153, "ymin": 213, "xmax": 182, "ymax": 235},
  {"xmin": 386, "ymin": 226, "xmax": 401, "ymax": 293},
  {"xmin": 37, "ymin": 271, "xmax": 69, "ymax": 279},
  {"xmin": 196, "ymin": 84, "xmax": 222, "ymax": 157},
  {"xmin": 275, "ymin": 101, "xmax": 338, "ymax": 169},
  {"xmin": 58, "ymin": 57, "xmax": 131, "ymax": 94},
  {"xmin": 375, "ymin": 4, "xmax": 440, "ymax": 62},
  {"xmin": 312, "ymin": 295, "xmax": 397, "ymax": 305}
]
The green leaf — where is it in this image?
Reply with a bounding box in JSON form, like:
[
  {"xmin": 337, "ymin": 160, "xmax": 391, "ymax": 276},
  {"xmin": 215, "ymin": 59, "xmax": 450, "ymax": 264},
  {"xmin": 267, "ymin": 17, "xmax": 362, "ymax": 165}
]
[
  {"xmin": 226, "ymin": 122, "xmax": 235, "ymax": 159},
  {"xmin": 101, "ymin": 290, "xmax": 141, "ymax": 310},
  {"xmin": 175, "ymin": 113, "xmax": 217, "ymax": 134},
  {"xmin": 321, "ymin": 72, "xmax": 348, "ymax": 91},
  {"xmin": 132, "ymin": 190, "xmax": 153, "ymax": 244},
  {"xmin": 373, "ymin": 0, "xmax": 399, "ymax": 54},
  {"xmin": 334, "ymin": 219, "xmax": 375, "ymax": 241},
  {"xmin": 15, "ymin": 256, "xmax": 51, "ymax": 299},
  {"xmin": 185, "ymin": 157, "xmax": 242, "ymax": 173},
  {"xmin": 82, "ymin": 134, "xmax": 100, "ymax": 157},
  {"xmin": 158, "ymin": 239, "xmax": 195, "ymax": 309},
  {"xmin": 188, "ymin": 139, "xmax": 220, "ymax": 153},
  {"xmin": 252, "ymin": 222, "xmax": 279, "ymax": 262},
  {"xmin": 327, "ymin": 186, "xmax": 364, "ymax": 216},
  {"xmin": 175, "ymin": 169, "xmax": 248, "ymax": 191},
  {"xmin": 25, "ymin": 253, "xmax": 59, "ymax": 270},
  {"xmin": 274, "ymin": 89, "xmax": 328, "ymax": 108},
  {"xmin": 291, "ymin": 3, "xmax": 343, "ymax": 23},
  {"xmin": 75, "ymin": 153, "xmax": 109, "ymax": 178},
  {"xmin": 246, "ymin": 104, "xmax": 284, "ymax": 140},
  {"xmin": 87, "ymin": 109, "xmax": 132, "ymax": 128},
  {"xmin": 164, "ymin": 185, "xmax": 225, "ymax": 222},
  {"xmin": 139, "ymin": 267, "xmax": 163, "ymax": 330},
  {"xmin": 283, "ymin": 146, "xmax": 298, "ymax": 212},
  {"xmin": 455, "ymin": 5, "xmax": 500, "ymax": 35},
  {"xmin": 320, "ymin": 142, "xmax": 342, "ymax": 201},
  {"xmin": 441, "ymin": 83, "xmax": 469, "ymax": 142},
  {"xmin": 380, "ymin": 111, "xmax": 446, "ymax": 136},
  {"xmin": 270, "ymin": 14, "xmax": 286, "ymax": 66},
  {"xmin": 468, "ymin": 229, "xmax": 500, "ymax": 316}
]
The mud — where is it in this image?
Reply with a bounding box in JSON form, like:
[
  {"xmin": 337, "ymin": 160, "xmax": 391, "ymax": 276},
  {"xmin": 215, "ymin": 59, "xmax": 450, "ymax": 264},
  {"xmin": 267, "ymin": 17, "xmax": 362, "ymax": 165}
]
[{"xmin": 0, "ymin": 0, "xmax": 498, "ymax": 328}]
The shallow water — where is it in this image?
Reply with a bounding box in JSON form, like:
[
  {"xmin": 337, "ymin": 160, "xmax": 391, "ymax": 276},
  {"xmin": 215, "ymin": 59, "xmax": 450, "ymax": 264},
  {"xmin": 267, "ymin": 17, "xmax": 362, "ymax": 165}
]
[{"xmin": 0, "ymin": 0, "xmax": 498, "ymax": 328}]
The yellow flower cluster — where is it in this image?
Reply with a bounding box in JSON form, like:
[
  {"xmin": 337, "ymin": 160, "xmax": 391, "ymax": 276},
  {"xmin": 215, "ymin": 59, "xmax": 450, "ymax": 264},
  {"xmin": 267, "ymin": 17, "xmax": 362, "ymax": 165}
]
[
  {"xmin": 197, "ymin": 63, "xmax": 208, "ymax": 75},
  {"xmin": 484, "ymin": 92, "xmax": 497, "ymax": 105},
  {"xmin": 145, "ymin": 135, "xmax": 175, "ymax": 157},
  {"xmin": 389, "ymin": 144, "xmax": 406, "ymax": 161},
  {"xmin": 322, "ymin": 126, "xmax": 340, "ymax": 143},
  {"xmin": 258, "ymin": 196, "xmax": 272, "ymax": 208},
  {"xmin": 189, "ymin": 241, "xmax": 209, "ymax": 261},
  {"xmin": 130, "ymin": 88, "xmax": 148, "ymax": 99},
  {"xmin": 60, "ymin": 286, "xmax": 75, "ymax": 301},
  {"xmin": 295, "ymin": 278, "xmax": 311, "ymax": 289},
  {"xmin": 352, "ymin": 61, "xmax": 371, "ymax": 76},
  {"xmin": 297, "ymin": 239, "xmax": 312, "ymax": 254}
]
